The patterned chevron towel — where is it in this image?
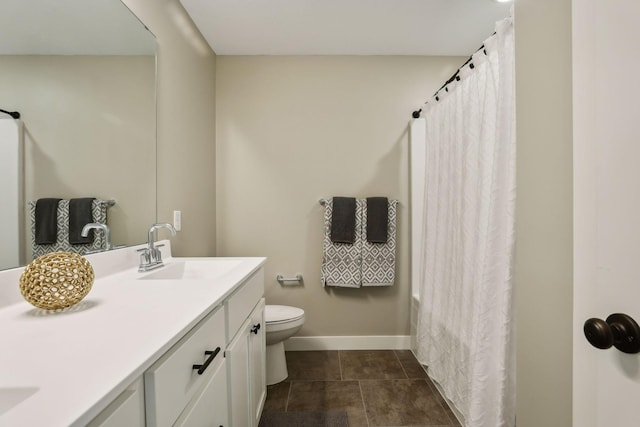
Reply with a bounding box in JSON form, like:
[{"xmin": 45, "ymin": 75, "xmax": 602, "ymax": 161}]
[
  {"xmin": 361, "ymin": 199, "xmax": 397, "ymax": 286},
  {"xmin": 321, "ymin": 198, "xmax": 363, "ymax": 288}
]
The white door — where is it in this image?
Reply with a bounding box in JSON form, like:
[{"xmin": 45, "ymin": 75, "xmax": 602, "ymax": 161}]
[{"xmin": 573, "ymin": 1, "xmax": 640, "ymax": 425}]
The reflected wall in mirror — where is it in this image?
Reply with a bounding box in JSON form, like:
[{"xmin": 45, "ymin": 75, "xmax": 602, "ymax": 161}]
[{"xmin": 0, "ymin": 0, "xmax": 157, "ymax": 270}]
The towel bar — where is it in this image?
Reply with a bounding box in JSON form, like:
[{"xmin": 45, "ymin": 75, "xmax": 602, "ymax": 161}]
[
  {"xmin": 277, "ymin": 274, "xmax": 303, "ymax": 284},
  {"xmin": 319, "ymin": 198, "xmax": 399, "ymax": 206}
]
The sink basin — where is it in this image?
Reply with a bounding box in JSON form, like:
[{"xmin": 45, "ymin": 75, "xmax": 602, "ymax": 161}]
[
  {"xmin": 0, "ymin": 387, "xmax": 38, "ymax": 415},
  {"xmin": 138, "ymin": 259, "xmax": 243, "ymax": 281}
]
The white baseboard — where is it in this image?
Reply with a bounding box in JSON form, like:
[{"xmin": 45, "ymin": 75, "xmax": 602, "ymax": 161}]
[{"xmin": 283, "ymin": 335, "xmax": 412, "ymax": 351}]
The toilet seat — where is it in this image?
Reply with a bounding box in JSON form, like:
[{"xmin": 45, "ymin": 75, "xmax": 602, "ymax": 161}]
[{"xmin": 265, "ymin": 305, "xmax": 305, "ymax": 325}]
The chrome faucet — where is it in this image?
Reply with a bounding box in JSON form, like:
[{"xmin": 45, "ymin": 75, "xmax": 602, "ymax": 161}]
[
  {"xmin": 81, "ymin": 222, "xmax": 112, "ymax": 252},
  {"xmin": 139, "ymin": 223, "xmax": 177, "ymax": 272}
]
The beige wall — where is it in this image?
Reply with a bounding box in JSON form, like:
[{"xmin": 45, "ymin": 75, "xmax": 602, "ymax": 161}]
[
  {"xmin": 0, "ymin": 55, "xmax": 155, "ymax": 262},
  {"xmin": 216, "ymin": 56, "xmax": 461, "ymax": 336},
  {"xmin": 514, "ymin": 0, "xmax": 573, "ymax": 426},
  {"xmin": 123, "ymin": 0, "xmax": 217, "ymax": 256}
]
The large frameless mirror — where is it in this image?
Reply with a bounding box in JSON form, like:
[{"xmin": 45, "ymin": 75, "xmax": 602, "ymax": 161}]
[{"xmin": 0, "ymin": 0, "xmax": 157, "ymax": 270}]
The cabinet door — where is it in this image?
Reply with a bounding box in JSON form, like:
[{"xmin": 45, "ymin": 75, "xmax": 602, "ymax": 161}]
[
  {"xmin": 145, "ymin": 306, "xmax": 225, "ymax": 427},
  {"xmin": 174, "ymin": 358, "xmax": 228, "ymax": 427},
  {"xmin": 226, "ymin": 319, "xmax": 250, "ymax": 427},
  {"xmin": 248, "ymin": 299, "xmax": 266, "ymax": 427},
  {"xmin": 87, "ymin": 378, "xmax": 145, "ymax": 427}
]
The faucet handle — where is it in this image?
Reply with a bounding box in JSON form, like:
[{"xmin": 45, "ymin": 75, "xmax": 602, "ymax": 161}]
[
  {"xmin": 152, "ymin": 247, "xmax": 163, "ymax": 263},
  {"xmin": 139, "ymin": 249, "xmax": 151, "ymax": 264}
]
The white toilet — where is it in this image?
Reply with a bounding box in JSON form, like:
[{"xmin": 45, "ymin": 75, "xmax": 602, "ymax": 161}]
[{"xmin": 265, "ymin": 305, "xmax": 305, "ymax": 385}]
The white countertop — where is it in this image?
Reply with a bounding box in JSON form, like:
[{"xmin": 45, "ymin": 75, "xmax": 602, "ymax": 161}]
[{"xmin": 0, "ymin": 242, "xmax": 265, "ymax": 426}]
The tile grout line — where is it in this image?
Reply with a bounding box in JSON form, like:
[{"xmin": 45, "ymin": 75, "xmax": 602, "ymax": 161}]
[
  {"xmin": 423, "ymin": 376, "xmax": 458, "ymax": 427},
  {"xmin": 357, "ymin": 380, "xmax": 371, "ymax": 427},
  {"xmin": 393, "ymin": 349, "xmax": 409, "ymax": 379},
  {"xmin": 424, "ymin": 378, "xmax": 453, "ymax": 426},
  {"xmin": 284, "ymin": 381, "xmax": 292, "ymax": 412},
  {"xmin": 343, "ymin": 350, "xmax": 372, "ymax": 426}
]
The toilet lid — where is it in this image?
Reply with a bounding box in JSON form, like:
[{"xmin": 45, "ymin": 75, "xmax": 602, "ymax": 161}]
[{"xmin": 265, "ymin": 305, "xmax": 305, "ymax": 323}]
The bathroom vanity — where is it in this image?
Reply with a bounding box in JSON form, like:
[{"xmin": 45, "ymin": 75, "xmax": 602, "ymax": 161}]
[{"xmin": 0, "ymin": 242, "xmax": 266, "ymax": 426}]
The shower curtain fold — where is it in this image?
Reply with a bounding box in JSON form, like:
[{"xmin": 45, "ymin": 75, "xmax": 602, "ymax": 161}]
[{"xmin": 415, "ymin": 16, "xmax": 515, "ymax": 427}]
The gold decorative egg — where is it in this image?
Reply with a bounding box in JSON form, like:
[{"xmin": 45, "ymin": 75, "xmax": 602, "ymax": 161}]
[{"xmin": 19, "ymin": 252, "xmax": 95, "ymax": 310}]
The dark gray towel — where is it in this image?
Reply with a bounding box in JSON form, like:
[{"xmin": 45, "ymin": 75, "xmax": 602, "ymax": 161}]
[
  {"xmin": 69, "ymin": 198, "xmax": 95, "ymax": 245},
  {"xmin": 330, "ymin": 197, "xmax": 356, "ymax": 244},
  {"xmin": 366, "ymin": 197, "xmax": 389, "ymax": 243},
  {"xmin": 35, "ymin": 198, "xmax": 62, "ymax": 245}
]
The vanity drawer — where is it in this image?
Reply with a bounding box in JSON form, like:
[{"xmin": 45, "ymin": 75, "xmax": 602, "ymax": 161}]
[
  {"xmin": 144, "ymin": 305, "xmax": 225, "ymax": 427},
  {"xmin": 225, "ymin": 268, "xmax": 264, "ymax": 342},
  {"xmin": 87, "ymin": 378, "xmax": 145, "ymax": 427}
]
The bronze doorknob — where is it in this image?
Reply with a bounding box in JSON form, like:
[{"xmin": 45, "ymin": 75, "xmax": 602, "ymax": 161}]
[{"xmin": 584, "ymin": 313, "xmax": 640, "ymax": 354}]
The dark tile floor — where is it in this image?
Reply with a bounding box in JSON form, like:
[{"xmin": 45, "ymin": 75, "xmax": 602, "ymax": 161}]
[{"xmin": 260, "ymin": 350, "xmax": 462, "ymax": 427}]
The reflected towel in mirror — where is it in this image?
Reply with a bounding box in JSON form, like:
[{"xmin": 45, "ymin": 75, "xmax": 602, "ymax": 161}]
[{"xmin": 34, "ymin": 198, "xmax": 61, "ymax": 245}]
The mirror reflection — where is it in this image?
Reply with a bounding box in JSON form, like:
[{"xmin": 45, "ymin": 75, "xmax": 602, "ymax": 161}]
[{"xmin": 0, "ymin": 0, "xmax": 157, "ymax": 270}]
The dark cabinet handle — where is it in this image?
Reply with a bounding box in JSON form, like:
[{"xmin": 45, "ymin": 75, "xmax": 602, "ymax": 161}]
[
  {"xmin": 251, "ymin": 323, "xmax": 261, "ymax": 334},
  {"xmin": 584, "ymin": 313, "xmax": 640, "ymax": 354},
  {"xmin": 192, "ymin": 347, "xmax": 221, "ymax": 375}
]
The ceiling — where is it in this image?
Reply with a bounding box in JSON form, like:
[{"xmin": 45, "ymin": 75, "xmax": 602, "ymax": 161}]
[{"xmin": 179, "ymin": 0, "xmax": 512, "ymax": 56}]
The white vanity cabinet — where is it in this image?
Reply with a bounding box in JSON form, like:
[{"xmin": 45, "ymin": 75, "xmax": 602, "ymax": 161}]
[
  {"xmin": 87, "ymin": 378, "xmax": 145, "ymax": 427},
  {"xmin": 144, "ymin": 305, "xmax": 227, "ymax": 427},
  {"xmin": 226, "ymin": 319, "xmax": 251, "ymax": 427},
  {"xmin": 173, "ymin": 356, "xmax": 228, "ymax": 427},
  {"xmin": 141, "ymin": 265, "xmax": 265, "ymax": 427},
  {"xmin": 225, "ymin": 269, "xmax": 266, "ymax": 427},
  {"xmin": 248, "ymin": 300, "xmax": 266, "ymax": 427}
]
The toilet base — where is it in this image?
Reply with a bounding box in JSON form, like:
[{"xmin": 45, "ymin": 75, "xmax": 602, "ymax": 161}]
[{"xmin": 266, "ymin": 341, "xmax": 288, "ymax": 385}]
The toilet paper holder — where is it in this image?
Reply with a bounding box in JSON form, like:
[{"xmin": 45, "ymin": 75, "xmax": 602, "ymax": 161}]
[{"xmin": 276, "ymin": 274, "xmax": 303, "ymax": 284}]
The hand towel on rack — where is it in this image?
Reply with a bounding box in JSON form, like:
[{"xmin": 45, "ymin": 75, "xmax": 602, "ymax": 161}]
[
  {"xmin": 69, "ymin": 198, "xmax": 95, "ymax": 245},
  {"xmin": 34, "ymin": 198, "xmax": 62, "ymax": 245},
  {"xmin": 366, "ymin": 197, "xmax": 389, "ymax": 243},
  {"xmin": 29, "ymin": 199, "xmax": 111, "ymax": 259},
  {"xmin": 321, "ymin": 198, "xmax": 363, "ymax": 288},
  {"xmin": 361, "ymin": 199, "xmax": 397, "ymax": 287},
  {"xmin": 330, "ymin": 197, "xmax": 357, "ymax": 243}
]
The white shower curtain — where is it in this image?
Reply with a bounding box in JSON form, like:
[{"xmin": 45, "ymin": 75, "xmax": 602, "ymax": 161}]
[{"xmin": 415, "ymin": 17, "xmax": 515, "ymax": 427}]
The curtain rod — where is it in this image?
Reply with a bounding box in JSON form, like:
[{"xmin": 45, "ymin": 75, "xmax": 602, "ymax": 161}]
[
  {"xmin": 411, "ymin": 32, "xmax": 495, "ymax": 119},
  {"xmin": 0, "ymin": 109, "xmax": 20, "ymax": 119}
]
